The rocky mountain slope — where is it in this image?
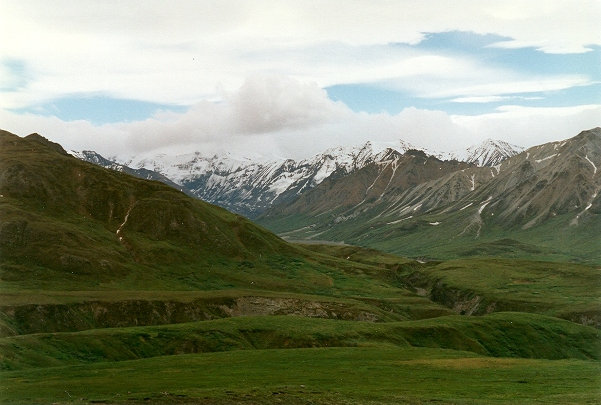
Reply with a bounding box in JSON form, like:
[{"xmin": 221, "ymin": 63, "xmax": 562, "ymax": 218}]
[
  {"xmin": 258, "ymin": 128, "xmax": 601, "ymax": 263},
  {"xmin": 262, "ymin": 148, "xmax": 472, "ymax": 220}
]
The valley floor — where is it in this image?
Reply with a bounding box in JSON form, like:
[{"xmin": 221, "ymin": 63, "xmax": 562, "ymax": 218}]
[
  {"xmin": 2, "ymin": 346, "xmax": 600, "ymax": 404},
  {"xmin": 1, "ymin": 311, "xmax": 600, "ymax": 404},
  {"xmin": 1, "ymin": 246, "xmax": 599, "ymax": 404}
]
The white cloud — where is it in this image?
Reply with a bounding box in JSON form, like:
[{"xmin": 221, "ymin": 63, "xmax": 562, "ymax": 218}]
[
  {"xmin": 433, "ymin": 76, "xmax": 592, "ymax": 99},
  {"xmin": 452, "ymin": 96, "xmax": 512, "ymax": 103},
  {"xmin": 119, "ymin": 76, "xmax": 350, "ymax": 154},
  {"xmin": 1, "ymin": 1, "xmax": 599, "ymax": 161},
  {"xmin": 485, "ymin": 1, "xmax": 601, "ymax": 54},
  {"xmin": 452, "ymin": 104, "xmax": 601, "ymax": 146},
  {"xmin": 230, "ymin": 75, "xmax": 347, "ymax": 134},
  {"xmin": 1, "ymin": 0, "xmax": 599, "ymax": 109},
  {"xmin": 2, "ymin": 77, "xmax": 599, "ymax": 161},
  {"xmin": 380, "ymin": 57, "xmax": 592, "ymax": 99},
  {"xmin": 452, "ymin": 96, "xmax": 545, "ymax": 103},
  {"xmin": 0, "ymin": 109, "xmax": 129, "ymax": 156}
]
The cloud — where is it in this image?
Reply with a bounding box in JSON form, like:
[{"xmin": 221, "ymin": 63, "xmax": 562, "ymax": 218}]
[
  {"xmin": 230, "ymin": 75, "xmax": 347, "ymax": 134},
  {"xmin": 1, "ymin": 0, "xmax": 599, "ymax": 111},
  {"xmin": 484, "ymin": 1, "xmax": 600, "ymax": 54},
  {"xmin": 452, "ymin": 104, "xmax": 601, "ymax": 146},
  {"xmin": 2, "ymin": 76, "xmax": 599, "ymax": 161},
  {"xmin": 0, "ymin": 109, "xmax": 129, "ymax": 156},
  {"xmin": 379, "ymin": 56, "xmax": 592, "ymax": 99},
  {"xmin": 433, "ymin": 76, "xmax": 592, "ymax": 99},
  {"xmin": 451, "ymin": 96, "xmax": 545, "ymax": 103},
  {"xmin": 118, "ymin": 76, "xmax": 350, "ymax": 155}
]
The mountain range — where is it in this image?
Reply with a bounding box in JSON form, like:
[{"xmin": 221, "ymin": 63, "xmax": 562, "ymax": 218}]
[
  {"xmin": 259, "ymin": 128, "xmax": 601, "ymax": 263},
  {"xmin": 73, "ymin": 138, "xmax": 523, "ymax": 219},
  {"xmin": 69, "ymin": 128, "xmax": 600, "ymax": 262}
]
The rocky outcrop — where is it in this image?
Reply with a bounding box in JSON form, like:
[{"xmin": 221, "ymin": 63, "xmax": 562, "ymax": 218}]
[{"xmin": 0, "ymin": 296, "xmax": 385, "ymax": 336}]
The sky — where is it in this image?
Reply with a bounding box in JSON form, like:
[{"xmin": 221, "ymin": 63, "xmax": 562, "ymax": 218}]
[{"xmin": 1, "ymin": 0, "xmax": 600, "ymax": 160}]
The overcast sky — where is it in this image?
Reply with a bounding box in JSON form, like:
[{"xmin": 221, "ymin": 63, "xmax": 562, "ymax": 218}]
[{"xmin": 1, "ymin": 0, "xmax": 600, "ymax": 160}]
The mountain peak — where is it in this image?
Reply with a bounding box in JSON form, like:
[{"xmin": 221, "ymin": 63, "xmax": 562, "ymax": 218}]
[
  {"xmin": 25, "ymin": 133, "xmax": 69, "ymax": 156},
  {"xmin": 573, "ymin": 127, "xmax": 601, "ymax": 145},
  {"xmin": 321, "ymin": 140, "xmax": 374, "ymax": 158},
  {"xmin": 398, "ymin": 139, "xmax": 416, "ymax": 153},
  {"xmin": 463, "ymin": 138, "xmax": 524, "ymax": 167}
]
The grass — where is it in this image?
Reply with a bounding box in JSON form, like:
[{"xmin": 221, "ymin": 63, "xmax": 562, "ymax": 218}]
[
  {"xmin": 1, "ymin": 346, "xmax": 599, "ymax": 404},
  {"xmin": 367, "ymin": 213, "xmax": 601, "ymax": 265},
  {"xmin": 398, "ymin": 258, "xmax": 601, "ymax": 325},
  {"xmin": 296, "ymin": 243, "xmax": 414, "ymax": 269},
  {"xmin": 0, "ymin": 289, "xmax": 439, "ymax": 336},
  {"xmin": 1, "ymin": 313, "xmax": 598, "ymax": 371}
]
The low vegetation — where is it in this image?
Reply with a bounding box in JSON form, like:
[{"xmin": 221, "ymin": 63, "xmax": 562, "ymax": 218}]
[
  {"xmin": 2, "ymin": 347, "xmax": 600, "ymax": 404},
  {"xmin": 399, "ymin": 258, "xmax": 601, "ymax": 326},
  {"xmin": 1, "ymin": 130, "xmax": 599, "ymax": 404}
]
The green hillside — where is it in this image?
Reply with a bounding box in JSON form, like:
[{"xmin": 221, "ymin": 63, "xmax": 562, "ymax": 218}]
[
  {"xmin": 0, "ymin": 130, "xmax": 302, "ymax": 291},
  {"xmin": 0, "ymin": 131, "xmax": 403, "ymax": 296}
]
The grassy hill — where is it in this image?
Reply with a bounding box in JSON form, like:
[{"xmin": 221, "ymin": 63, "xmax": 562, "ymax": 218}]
[
  {"xmin": 0, "ymin": 130, "xmax": 301, "ymax": 290},
  {"xmin": 1, "ymin": 314, "xmax": 600, "ymax": 404}
]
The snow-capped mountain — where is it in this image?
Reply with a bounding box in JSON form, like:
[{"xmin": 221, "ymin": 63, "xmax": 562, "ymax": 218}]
[
  {"xmin": 431, "ymin": 139, "xmax": 524, "ymax": 167},
  {"xmin": 71, "ymin": 138, "xmax": 522, "ymax": 218},
  {"xmin": 457, "ymin": 139, "xmax": 524, "ymax": 167},
  {"xmin": 70, "ymin": 150, "xmax": 185, "ymax": 192},
  {"xmin": 258, "ymin": 128, "xmax": 600, "ymax": 261},
  {"xmin": 121, "ymin": 141, "xmax": 386, "ymax": 218}
]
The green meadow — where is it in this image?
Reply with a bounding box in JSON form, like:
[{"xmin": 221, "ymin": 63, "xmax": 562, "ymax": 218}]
[{"xmin": 2, "ymin": 346, "xmax": 600, "ymax": 405}]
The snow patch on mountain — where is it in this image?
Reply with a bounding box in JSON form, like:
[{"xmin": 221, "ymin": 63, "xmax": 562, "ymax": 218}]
[
  {"xmin": 111, "ymin": 141, "xmax": 384, "ymax": 217},
  {"xmin": 584, "ymin": 155, "xmax": 597, "ymax": 175},
  {"xmin": 448, "ymin": 139, "xmax": 524, "ymax": 167}
]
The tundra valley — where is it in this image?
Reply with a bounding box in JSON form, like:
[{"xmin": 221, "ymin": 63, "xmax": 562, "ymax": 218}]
[{"xmin": 0, "ymin": 127, "xmax": 600, "ymax": 404}]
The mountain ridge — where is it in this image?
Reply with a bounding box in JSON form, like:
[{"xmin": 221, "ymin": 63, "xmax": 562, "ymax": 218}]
[
  {"xmin": 258, "ymin": 128, "xmax": 601, "ymax": 263},
  {"xmin": 71, "ymin": 137, "xmax": 523, "ymax": 218}
]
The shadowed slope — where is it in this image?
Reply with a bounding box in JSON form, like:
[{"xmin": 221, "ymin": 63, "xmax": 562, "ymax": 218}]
[{"xmin": 0, "ymin": 130, "xmax": 299, "ymax": 290}]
